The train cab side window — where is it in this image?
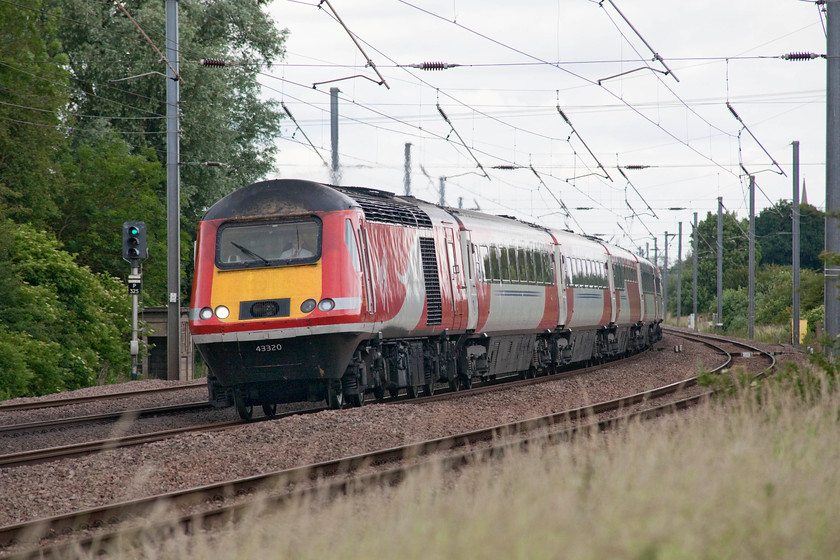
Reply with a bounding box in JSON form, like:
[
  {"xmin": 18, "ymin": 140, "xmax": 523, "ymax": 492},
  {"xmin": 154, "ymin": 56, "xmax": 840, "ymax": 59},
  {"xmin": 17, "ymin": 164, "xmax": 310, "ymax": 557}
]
[{"xmin": 345, "ymin": 220, "xmax": 362, "ymax": 273}]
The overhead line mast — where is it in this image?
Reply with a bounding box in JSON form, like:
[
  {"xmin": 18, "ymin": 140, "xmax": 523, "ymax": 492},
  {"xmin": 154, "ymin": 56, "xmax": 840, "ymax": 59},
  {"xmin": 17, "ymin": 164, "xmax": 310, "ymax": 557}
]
[{"xmin": 826, "ymin": 0, "xmax": 840, "ymax": 353}]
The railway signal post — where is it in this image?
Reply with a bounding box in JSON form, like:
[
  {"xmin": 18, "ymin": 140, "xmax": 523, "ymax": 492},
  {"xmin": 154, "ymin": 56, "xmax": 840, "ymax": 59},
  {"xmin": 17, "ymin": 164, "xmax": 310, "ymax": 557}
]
[{"xmin": 123, "ymin": 221, "xmax": 148, "ymax": 380}]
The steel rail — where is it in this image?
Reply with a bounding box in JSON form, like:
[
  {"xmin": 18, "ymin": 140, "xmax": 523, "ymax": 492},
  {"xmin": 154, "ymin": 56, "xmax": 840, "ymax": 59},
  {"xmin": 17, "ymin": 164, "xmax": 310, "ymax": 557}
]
[
  {"xmin": 0, "ymin": 381, "xmax": 206, "ymax": 413},
  {"xmin": 0, "ymin": 406, "xmax": 325, "ymax": 468},
  {"xmin": 0, "ymin": 401, "xmax": 213, "ymax": 438},
  {"xmin": 0, "ymin": 344, "xmax": 654, "ymax": 464}
]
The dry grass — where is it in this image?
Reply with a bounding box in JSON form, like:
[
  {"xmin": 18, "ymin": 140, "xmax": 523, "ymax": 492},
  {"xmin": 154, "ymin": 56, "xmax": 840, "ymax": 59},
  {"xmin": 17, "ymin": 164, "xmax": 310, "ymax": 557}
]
[{"xmin": 89, "ymin": 363, "xmax": 840, "ymax": 560}]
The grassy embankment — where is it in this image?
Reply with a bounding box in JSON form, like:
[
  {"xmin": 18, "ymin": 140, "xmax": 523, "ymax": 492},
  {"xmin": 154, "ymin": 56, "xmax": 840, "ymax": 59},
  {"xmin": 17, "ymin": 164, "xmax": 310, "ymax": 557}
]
[{"xmin": 99, "ymin": 358, "xmax": 840, "ymax": 559}]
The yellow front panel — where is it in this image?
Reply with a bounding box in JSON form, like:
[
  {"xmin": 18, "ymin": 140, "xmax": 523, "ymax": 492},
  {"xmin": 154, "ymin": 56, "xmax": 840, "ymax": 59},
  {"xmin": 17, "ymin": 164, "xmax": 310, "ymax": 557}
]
[{"xmin": 211, "ymin": 262, "xmax": 322, "ymax": 321}]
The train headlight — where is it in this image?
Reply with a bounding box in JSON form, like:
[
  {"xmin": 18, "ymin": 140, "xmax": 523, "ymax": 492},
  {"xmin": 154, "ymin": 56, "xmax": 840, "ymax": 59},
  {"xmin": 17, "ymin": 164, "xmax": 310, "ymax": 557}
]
[
  {"xmin": 318, "ymin": 298, "xmax": 335, "ymax": 312},
  {"xmin": 300, "ymin": 299, "xmax": 317, "ymax": 313},
  {"xmin": 199, "ymin": 307, "xmax": 214, "ymax": 320},
  {"xmin": 214, "ymin": 305, "xmax": 230, "ymax": 319}
]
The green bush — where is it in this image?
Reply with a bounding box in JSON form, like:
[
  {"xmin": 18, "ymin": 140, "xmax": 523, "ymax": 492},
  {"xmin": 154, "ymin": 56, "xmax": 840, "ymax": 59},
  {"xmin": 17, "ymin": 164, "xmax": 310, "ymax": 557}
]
[{"xmin": 0, "ymin": 221, "xmax": 131, "ymax": 398}]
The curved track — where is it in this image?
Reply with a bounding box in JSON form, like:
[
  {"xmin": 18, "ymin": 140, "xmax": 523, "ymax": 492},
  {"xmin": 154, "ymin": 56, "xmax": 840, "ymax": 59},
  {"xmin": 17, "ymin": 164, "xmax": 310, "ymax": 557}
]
[
  {"xmin": 0, "ymin": 331, "xmax": 777, "ymax": 558},
  {"xmin": 0, "ymin": 347, "xmax": 651, "ymax": 467}
]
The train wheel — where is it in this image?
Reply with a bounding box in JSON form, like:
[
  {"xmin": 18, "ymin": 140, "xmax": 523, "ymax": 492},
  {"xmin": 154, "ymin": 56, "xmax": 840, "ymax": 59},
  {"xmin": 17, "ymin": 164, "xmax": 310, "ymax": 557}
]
[
  {"xmin": 448, "ymin": 377, "xmax": 459, "ymax": 392},
  {"xmin": 423, "ymin": 382, "xmax": 435, "ymax": 396},
  {"xmin": 234, "ymin": 390, "xmax": 253, "ymax": 421},
  {"xmin": 406, "ymin": 385, "xmax": 419, "ymax": 399},
  {"xmin": 348, "ymin": 389, "xmax": 366, "ymax": 407},
  {"xmin": 326, "ymin": 382, "xmax": 345, "ymax": 409},
  {"xmin": 459, "ymin": 375, "xmax": 473, "ymax": 390},
  {"xmin": 373, "ymin": 385, "xmax": 385, "ymax": 402},
  {"xmin": 262, "ymin": 403, "xmax": 277, "ymax": 418},
  {"xmin": 388, "ymin": 387, "xmax": 400, "ymax": 399}
]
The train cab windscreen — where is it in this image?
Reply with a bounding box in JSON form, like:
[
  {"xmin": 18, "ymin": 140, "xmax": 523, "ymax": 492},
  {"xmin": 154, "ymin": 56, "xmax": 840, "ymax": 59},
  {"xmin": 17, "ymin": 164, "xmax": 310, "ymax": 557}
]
[{"xmin": 216, "ymin": 218, "xmax": 321, "ymax": 269}]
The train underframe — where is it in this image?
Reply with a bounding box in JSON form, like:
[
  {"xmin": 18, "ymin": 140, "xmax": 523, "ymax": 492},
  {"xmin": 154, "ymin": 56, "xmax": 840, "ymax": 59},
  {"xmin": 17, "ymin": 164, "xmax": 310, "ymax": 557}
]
[{"xmin": 202, "ymin": 319, "xmax": 663, "ymax": 420}]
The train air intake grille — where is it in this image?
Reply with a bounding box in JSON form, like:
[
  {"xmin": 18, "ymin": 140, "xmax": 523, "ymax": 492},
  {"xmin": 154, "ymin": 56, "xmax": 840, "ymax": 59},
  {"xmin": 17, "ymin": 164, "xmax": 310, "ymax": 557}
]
[
  {"xmin": 419, "ymin": 237, "xmax": 442, "ymax": 326},
  {"xmin": 338, "ymin": 187, "xmax": 433, "ymax": 228}
]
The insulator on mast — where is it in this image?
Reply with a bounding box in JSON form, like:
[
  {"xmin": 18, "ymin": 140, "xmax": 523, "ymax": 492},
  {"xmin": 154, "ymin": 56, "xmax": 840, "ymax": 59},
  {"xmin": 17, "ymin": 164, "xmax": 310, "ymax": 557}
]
[
  {"xmin": 781, "ymin": 52, "xmax": 822, "ymax": 61},
  {"xmin": 200, "ymin": 58, "xmax": 231, "ymax": 67}
]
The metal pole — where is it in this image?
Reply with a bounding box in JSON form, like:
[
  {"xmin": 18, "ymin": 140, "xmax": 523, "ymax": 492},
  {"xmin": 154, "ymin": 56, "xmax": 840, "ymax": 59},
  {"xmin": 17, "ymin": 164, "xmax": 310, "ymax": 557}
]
[
  {"xmin": 439, "ymin": 177, "xmax": 446, "ymax": 206},
  {"xmin": 654, "ymin": 237, "xmax": 658, "ymax": 269},
  {"xmin": 793, "ymin": 141, "xmax": 801, "ymax": 346},
  {"xmin": 330, "ymin": 87, "xmax": 340, "ymax": 184},
  {"xmin": 693, "ymin": 212, "xmax": 698, "ymax": 331},
  {"xmin": 749, "ymin": 176, "xmax": 755, "ymax": 340},
  {"xmin": 166, "ymin": 0, "xmax": 181, "ymax": 381},
  {"xmin": 131, "ymin": 264, "xmax": 140, "ymax": 380},
  {"xmin": 677, "ymin": 222, "xmax": 683, "ymax": 326},
  {"xmin": 663, "ymin": 231, "xmax": 669, "ymax": 321},
  {"xmin": 717, "ymin": 196, "xmax": 723, "ymax": 329},
  {"xmin": 404, "ymin": 143, "xmax": 412, "ymax": 196},
  {"xmin": 827, "ymin": 0, "xmax": 840, "ymax": 354}
]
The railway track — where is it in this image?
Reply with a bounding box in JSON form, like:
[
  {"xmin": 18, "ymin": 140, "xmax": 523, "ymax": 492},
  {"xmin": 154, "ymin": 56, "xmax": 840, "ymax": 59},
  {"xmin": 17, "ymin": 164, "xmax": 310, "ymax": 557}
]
[
  {"xmin": 0, "ymin": 401, "xmax": 213, "ymax": 439},
  {"xmin": 0, "ymin": 331, "xmax": 770, "ymax": 468},
  {"xmin": 0, "ymin": 346, "xmax": 649, "ymax": 468},
  {"xmin": 0, "ymin": 405, "xmax": 325, "ymax": 468},
  {"xmin": 0, "ymin": 331, "xmax": 776, "ymax": 558},
  {"xmin": 0, "ymin": 380, "xmax": 206, "ymax": 413}
]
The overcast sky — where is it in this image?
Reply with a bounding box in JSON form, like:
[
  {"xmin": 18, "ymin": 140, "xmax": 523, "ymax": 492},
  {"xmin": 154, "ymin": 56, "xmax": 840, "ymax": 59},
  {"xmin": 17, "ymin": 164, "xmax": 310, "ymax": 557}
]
[{"xmin": 261, "ymin": 0, "xmax": 827, "ymax": 260}]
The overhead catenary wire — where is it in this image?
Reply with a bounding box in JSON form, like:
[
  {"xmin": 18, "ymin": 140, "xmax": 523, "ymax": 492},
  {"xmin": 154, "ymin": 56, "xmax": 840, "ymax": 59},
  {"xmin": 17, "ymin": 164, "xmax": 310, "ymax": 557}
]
[
  {"xmin": 601, "ymin": 0, "xmax": 680, "ymax": 82},
  {"xmin": 726, "ymin": 102, "xmax": 787, "ymax": 177},
  {"xmin": 113, "ymin": 0, "xmax": 185, "ymax": 84},
  {"xmin": 281, "ymin": 101, "xmax": 330, "ymax": 166},
  {"xmin": 4, "ymin": 0, "xmax": 818, "ymax": 251},
  {"xmin": 314, "ymin": 0, "xmax": 390, "ymax": 89}
]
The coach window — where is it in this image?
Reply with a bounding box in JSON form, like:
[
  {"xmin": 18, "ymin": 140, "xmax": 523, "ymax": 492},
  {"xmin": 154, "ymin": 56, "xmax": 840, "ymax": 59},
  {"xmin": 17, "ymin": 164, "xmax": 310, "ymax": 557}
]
[
  {"xmin": 500, "ymin": 247, "xmax": 511, "ymax": 282},
  {"xmin": 517, "ymin": 249, "xmax": 529, "ymax": 283},
  {"xmin": 498, "ymin": 246, "xmax": 510, "ymax": 282},
  {"xmin": 547, "ymin": 253, "xmax": 554, "ymax": 284},
  {"xmin": 476, "ymin": 245, "xmax": 487, "ymax": 282},
  {"xmin": 566, "ymin": 257, "xmax": 575, "ymax": 287},
  {"xmin": 527, "ymin": 251, "xmax": 537, "ymax": 284},
  {"xmin": 489, "ymin": 245, "xmax": 500, "ymax": 282}
]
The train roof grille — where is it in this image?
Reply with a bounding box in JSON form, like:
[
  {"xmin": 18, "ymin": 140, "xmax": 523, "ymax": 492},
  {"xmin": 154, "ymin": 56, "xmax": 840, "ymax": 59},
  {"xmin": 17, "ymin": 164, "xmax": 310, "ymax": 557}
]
[{"xmin": 337, "ymin": 187, "xmax": 433, "ymax": 228}]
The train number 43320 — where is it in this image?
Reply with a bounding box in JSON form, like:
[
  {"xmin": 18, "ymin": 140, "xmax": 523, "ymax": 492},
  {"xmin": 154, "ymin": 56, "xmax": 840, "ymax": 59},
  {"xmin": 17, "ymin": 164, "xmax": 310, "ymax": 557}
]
[{"xmin": 255, "ymin": 343, "xmax": 282, "ymax": 352}]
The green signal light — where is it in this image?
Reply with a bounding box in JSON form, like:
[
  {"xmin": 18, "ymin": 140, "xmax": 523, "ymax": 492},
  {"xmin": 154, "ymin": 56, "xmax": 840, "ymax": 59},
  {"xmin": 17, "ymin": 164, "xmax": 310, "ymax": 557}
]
[{"xmin": 129, "ymin": 226, "xmax": 140, "ymax": 236}]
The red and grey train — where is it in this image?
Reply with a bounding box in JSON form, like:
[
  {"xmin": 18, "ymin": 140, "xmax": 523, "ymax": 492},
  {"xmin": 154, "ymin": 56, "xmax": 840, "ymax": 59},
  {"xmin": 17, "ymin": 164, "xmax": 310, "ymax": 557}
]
[{"xmin": 188, "ymin": 179, "xmax": 663, "ymax": 419}]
